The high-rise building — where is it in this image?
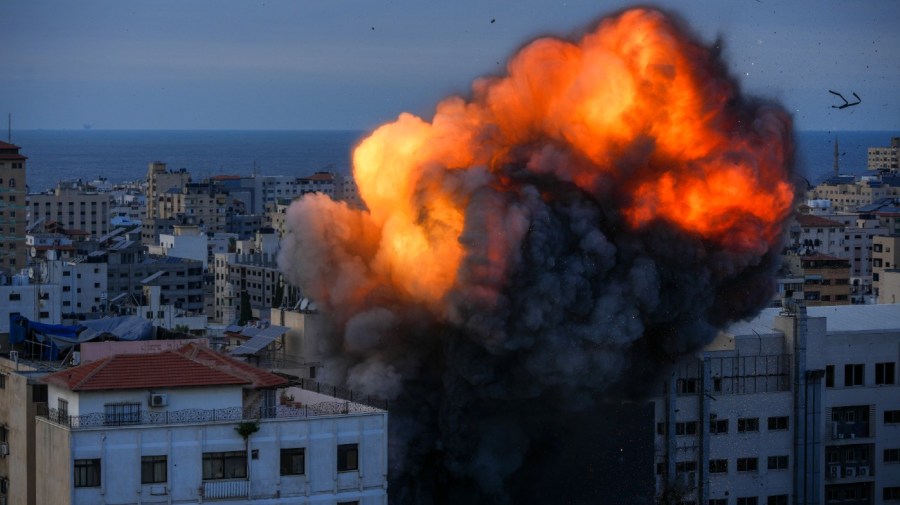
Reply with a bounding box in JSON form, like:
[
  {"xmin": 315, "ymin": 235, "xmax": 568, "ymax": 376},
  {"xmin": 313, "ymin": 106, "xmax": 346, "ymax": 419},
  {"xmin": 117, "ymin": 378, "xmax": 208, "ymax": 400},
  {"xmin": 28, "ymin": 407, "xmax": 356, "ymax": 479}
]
[
  {"xmin": 653, "ymin": 303, "xmax": 900, "ymax": 505},
  {"xmin": 0, "ymin": 141, "xmax": 28, "ymax": 273}
]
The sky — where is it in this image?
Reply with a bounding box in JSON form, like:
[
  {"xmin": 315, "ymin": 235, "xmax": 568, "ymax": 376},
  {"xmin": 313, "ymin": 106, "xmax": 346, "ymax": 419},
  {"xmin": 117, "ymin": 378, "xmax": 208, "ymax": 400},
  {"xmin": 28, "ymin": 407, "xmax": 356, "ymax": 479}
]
[{"xmin": 1, "ymin": 0, "xmax": 898, "ymax": 132}]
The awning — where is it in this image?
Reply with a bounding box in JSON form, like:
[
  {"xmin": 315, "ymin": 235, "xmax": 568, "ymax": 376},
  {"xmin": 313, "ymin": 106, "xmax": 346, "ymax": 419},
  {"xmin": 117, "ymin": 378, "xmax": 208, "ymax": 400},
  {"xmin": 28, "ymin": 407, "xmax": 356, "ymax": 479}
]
[{"xmin": 229, "ymin": 325, "xmax": 290, "ymax": 356}]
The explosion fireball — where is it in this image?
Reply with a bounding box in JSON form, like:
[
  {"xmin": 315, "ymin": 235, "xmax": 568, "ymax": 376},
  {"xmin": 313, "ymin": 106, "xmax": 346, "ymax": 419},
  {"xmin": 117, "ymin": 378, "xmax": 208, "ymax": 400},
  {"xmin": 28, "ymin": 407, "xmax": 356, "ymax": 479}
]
[{"xmin": 278, "ymin": 8, "xmax": 795, "ymax": 503}]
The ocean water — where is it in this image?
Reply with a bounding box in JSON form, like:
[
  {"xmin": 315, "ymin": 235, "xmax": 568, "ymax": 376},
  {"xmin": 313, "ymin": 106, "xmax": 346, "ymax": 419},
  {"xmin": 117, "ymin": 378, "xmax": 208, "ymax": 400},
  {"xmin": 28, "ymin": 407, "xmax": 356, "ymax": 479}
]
[{"xmin": 9, "ymin": 129, "xmax": 898, "ymax": 194}]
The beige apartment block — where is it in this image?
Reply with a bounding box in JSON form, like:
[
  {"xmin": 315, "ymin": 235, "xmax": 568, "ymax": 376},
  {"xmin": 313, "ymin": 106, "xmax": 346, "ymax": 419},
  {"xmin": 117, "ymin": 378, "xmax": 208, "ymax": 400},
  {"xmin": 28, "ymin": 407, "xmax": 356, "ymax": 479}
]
[
  {"xmin": 873, "ymin": 235, "xmax": 900, "ymax": 303},
  {"xmin": 0, "ymin": 141, "xmax": 27, "ymax": 273}
]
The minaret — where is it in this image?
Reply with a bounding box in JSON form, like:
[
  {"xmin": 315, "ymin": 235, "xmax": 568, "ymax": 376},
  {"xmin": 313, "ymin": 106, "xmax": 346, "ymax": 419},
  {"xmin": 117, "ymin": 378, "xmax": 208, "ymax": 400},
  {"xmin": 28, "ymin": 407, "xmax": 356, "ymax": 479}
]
[{"xmin": 833, "ymin": 137, "xmax": 840, "ymax": 177}]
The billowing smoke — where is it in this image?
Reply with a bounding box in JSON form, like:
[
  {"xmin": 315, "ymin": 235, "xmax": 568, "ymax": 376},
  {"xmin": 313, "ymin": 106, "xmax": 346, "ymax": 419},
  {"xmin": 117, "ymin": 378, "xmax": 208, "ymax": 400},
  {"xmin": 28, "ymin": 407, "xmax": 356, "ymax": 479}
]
[{"xmin": 278, "ymin": 8, "xmax": 795, "ymax": 503}]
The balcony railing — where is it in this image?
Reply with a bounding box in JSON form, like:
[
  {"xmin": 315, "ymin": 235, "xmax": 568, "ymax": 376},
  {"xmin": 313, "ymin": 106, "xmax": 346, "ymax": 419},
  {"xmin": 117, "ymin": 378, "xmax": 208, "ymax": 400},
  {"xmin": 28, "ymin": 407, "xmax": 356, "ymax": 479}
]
[
  {"xmin": 36, "ymin": 401, "xmax": 382, "ymax": 430},
  {"xmin": 202, "ymin": 479, "xmax": 248, "ymax": 499}
]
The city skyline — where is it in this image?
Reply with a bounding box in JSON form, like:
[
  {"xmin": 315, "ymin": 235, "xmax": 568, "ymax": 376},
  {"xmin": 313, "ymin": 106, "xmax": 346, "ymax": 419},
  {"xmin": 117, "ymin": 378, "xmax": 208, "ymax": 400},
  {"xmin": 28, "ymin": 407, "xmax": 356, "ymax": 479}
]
[{"xmin": 1, "ymin": 0, "xmax": 898, "ymax": 132}]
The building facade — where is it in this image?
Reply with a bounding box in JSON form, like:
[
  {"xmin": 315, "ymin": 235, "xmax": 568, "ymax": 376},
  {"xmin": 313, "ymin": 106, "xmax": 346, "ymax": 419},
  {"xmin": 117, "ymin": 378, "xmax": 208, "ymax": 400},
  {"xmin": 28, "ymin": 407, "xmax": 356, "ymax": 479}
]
[
  {"xmin": 0, "ymin": 141, "xmax": 28, "ymax": 274},
  {"xmin": 29, "ymin": 181, "xmax": 111, "ymax": 238}
]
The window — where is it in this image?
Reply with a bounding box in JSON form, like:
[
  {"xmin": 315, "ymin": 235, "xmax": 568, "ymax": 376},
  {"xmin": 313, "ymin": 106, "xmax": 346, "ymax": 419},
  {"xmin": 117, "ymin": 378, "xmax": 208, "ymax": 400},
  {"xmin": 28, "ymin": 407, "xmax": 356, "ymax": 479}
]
[
  {"xmin": 8, "ymin": 293, "xmax": 20, "ymax": 301},
  {"xmin": 737, "ymin": 417, "xmax": 759, "ymax": 432},
  {"xmin": 337, "ymin": 502, "xmax": 360, "ymax": 505},
  {"xmin": 737, "ymin": 498, "xmax": 758, "ymax": 505},
  {"xmin": 337, "ymin": 443, "xmax": 359, "ymax": 472},
  {"xmin": 886, "ymin": 487, "xmax": 900, "ymax": 501},
  {"xmin": 826, "ymin": 365, "xmax": 835, "ymax": 387},
  {"xmin": 74, "ymin": 459, "xmax": 101, "ymax": 487},
  {"xmin": 0, "ymin": 374, "xmax": 5, "ymax": 389},
  {"xmin": 710, "ymin": 500, "xmax": 727, "ymax": 505},
  {"xmin": 767, "ymin": 416, "xmax": 789, "ymax": 431},
  {"xmin": 202, "ymin": 451, "xmax": 247, "ymax": 480},
  {"xmin": 709, "ymin": 419, "xmax": 728, "ymax": 434},
  {"xmin": 675, "ymin": 421, "xmax": 698, "ymax": 436},
  {"xmin": 886, "ymin": 448, "xmax": 900, "ymax": 463},
  {"xmin": 767, "ymin": 495, "xmax": 788, "ymax": 505},
  {"xmin": 886, "ymin": 410, "xmax": 900, "ymax": 424},
  {"xmin": 280, "ymin": 448, "xmax": 305, "ymax": 475},
  {"xmin": 58, "ymin": 398, "xmax": 69, "ymax": 418},
  {"xmin": 737, "ymin": 457, "xmax": 758, "ymax": 472},
  {"xmin": 709, "ymin": 459, "xmax": 728, "ymax": 473},
  {"xmin": 676, "ymin": 378, "xmax": 698, "ymax": 394},
  {"xmin": 141, "ymin": 455, "xmax": 167, "ymax": 484},
  {"xmin": 845, "ymin": 364, "xmax": 864, "ymax": 386},
  {"xmin": 104, "ymin": 402, "xmax": 141, "ymax": 425},
  {"xmin": 767, "ymin": 455, "xmax": 789, "ymax": 470},
  {"xmin": 876, "ymin": 362, "xmax": 896, "ymax": 385}
]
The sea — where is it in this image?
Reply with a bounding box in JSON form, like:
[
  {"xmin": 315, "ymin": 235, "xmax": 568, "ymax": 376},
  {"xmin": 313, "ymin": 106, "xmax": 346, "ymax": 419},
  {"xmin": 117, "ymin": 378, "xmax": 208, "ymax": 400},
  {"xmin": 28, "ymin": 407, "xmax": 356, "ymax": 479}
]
[{"xmin": 8, "ymin": 129, "xmax": 899, "ymax": 194}]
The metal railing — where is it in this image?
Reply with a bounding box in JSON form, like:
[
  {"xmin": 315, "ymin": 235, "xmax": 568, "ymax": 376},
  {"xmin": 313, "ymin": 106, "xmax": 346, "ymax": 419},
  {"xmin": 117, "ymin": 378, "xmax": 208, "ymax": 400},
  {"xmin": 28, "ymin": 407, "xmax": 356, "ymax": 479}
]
[
  {"xmin": 202, "ymin": 479, "xmax": 248, "ymax": 499},
  {"xmin": 36, "ymin": 401, "xmax": 383, "ymax": 430}
]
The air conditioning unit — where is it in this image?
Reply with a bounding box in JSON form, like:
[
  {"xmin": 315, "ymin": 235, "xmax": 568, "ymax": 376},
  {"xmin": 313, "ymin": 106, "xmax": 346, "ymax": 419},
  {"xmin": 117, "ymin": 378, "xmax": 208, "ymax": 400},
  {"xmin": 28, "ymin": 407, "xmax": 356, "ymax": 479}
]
[
  {"xmin": 0, "ymin": 442, "xmax": 8, "ymax": 457},
  {"xmin": 845, "ymin": 467, "xmax": 856, "ymax": 478},
  {"xmin": 858, "ymin": 466, "xmax": 870, "ymax": 477},
  {"xmin": 149, "ymin": 394, "xmax": 168, "ymax": 407},
  {"xmin": 828, "ymin": 465, "xmax": 840, "ymax": 478}
]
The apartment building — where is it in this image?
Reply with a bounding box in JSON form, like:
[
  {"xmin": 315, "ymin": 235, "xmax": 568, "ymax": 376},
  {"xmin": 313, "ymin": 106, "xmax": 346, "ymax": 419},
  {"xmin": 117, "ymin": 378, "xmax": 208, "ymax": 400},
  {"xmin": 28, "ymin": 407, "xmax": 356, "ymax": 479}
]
[
  {"xmin": 28, "ymin": 181, "xmax": 111, "ymax": 238},
  {"xmin": 35, "ymin": 343, "xmax": 388, "ymax": 504},
  {"xmin": 0, "ymin": 141, "xmax": 28, "ymax": 273},
  {"xmin": 868, "ymin": 137, "xmax": 900, "ymax": 172},
  {"xmin": 654, "ymin": 303, "xmax": 900, "ymax": 505},
  {"xmin": 808, "ymin": 175, "xmax": 900, "ymax": 213},
  {"xmin": 872, "ymin": 235, "xmax": 900, "ymax": 304},
  {"xmin": 783, "ymin": 253, "xmax": 852, "ymax": 306}
]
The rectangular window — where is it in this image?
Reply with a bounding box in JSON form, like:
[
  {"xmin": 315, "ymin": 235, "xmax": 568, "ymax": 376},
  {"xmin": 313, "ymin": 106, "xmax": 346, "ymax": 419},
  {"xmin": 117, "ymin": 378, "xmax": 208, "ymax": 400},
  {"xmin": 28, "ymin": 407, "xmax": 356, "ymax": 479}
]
[
  {"xmin": 767, "ymin": 455, "xmax": 789, "ymax": 470},
  {"xmin": 675, "ymin": 421, "xmax": 698, "ymax": 436},
  {"xmin": 141, "ymin": 455, "xmax": 167, "ymax": 484},
  {"xmin": 767, "ymin": 495, "xmax": 788, "ymax": 505},
  {"xmin": 767, "ymin": 416, "xmax": 789, "ymax": 431},
  {"xmin": 202, "ymin": 451, "xmax": 247, "ymax": 480},
  {"xmin": 826, "ymin": 365, "xmax": 834, "ymax": 387},
  {"xmin": 737, "ymin": 457, "xmax": 758, "ymax": 472},
  {"xmin": 876, "ymin": 362, "xmax": 896, "ymax": 385},
  {"xmin": 737, "ymin": 417, "xmax": 759, "ymax": 432},
  {"xmin": 709, "ymin": 419, "xmax": 728, "ymax": 434},
  {"xmin": 737, "ymin": 498, "xmax": 758, "ymax": 505},
  {"xmin": 885, "ymin": 487, "xmax": 900, "ymax": 501},
  {"xmin": 104, "ymin": 402, "xmax": 141, "ymax": 425},
  {"xmin": 845, "ymin": 363, "xmax": 864, "ymax": 386},
  {"xmin": 709, "ymin": 459, "xmax": 728, "ymax": 474},
  {"xmin": 58, "ymin": 398, "xmax": 69, "ymax": 418},
  {"xmin": 74, "ymin": 459, "xmax": 101, "ymax": 487},
  {"xmin": 337, "ymin": 443, "xmax": 359, "ymax": 472},
  {"xmin": 8, "ymin": 293, "xmax": 20, "ymax": 301},
  {"xmin": 709, "ymin": 500, "xmax": 727, "ymax": 505},
  {"xmin": 676, "ymin": 378, "xmax": 698, "ymax": 394},
  {"xmin": 0, "ymin": 374, "xmax": 5, "ymax": 389},
  {"xmin": 886, "ymin": 448, "xmax": 900, "ymax": 463},
  {"xmin": 886, "ymin": 410, "xmax": 900, "ymax": 424},
  {"xmin": 280, "ymin": 448, "xmax": 305, "ymax": 475}
]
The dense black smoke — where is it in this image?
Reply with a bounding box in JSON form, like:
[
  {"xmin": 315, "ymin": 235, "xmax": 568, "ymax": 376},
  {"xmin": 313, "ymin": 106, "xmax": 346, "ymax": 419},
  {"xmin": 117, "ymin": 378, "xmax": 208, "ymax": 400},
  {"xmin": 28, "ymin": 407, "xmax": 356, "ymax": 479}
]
[{"xmin": 278, "ymin": 8, "xmax": 794, "ymax": 504}]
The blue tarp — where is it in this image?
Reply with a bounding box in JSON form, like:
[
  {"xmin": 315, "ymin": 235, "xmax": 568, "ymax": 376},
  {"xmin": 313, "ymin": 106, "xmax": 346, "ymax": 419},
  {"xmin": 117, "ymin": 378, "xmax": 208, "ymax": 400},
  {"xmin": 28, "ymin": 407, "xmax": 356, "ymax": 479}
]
[{"xmin": 9, "ymin": 314, "xmax": 153, "ymax": 360}]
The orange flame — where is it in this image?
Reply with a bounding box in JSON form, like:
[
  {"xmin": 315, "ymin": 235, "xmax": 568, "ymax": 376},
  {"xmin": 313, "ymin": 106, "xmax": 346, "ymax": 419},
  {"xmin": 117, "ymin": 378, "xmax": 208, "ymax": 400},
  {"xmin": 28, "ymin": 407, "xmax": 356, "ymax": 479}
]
[{"xmin": 350, "ymin": 8, "xmax": 793, "ymax": 309}]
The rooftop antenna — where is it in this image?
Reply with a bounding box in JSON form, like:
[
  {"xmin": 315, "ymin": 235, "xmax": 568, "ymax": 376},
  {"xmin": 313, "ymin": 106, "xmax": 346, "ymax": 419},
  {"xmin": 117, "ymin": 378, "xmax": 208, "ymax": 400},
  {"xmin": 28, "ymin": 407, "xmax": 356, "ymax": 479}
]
[{"xmin": 833, "ymin": 136, "xmax": 839, "ymax": 177}]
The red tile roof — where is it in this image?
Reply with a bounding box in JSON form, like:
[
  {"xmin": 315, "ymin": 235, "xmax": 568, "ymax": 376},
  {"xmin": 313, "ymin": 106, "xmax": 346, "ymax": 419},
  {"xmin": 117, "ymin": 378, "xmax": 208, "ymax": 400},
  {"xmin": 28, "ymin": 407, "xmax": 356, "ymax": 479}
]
[
  {"xmin": 796, "ymin": 214, "xmax": 844, "ymax": 228},
  {"xmin": 0, "ymin": 141, "xmax": 27, "ymax": 160},
  {"xmin": 42, "ymin": 342, "xmax": 287, "ymax": 391}
]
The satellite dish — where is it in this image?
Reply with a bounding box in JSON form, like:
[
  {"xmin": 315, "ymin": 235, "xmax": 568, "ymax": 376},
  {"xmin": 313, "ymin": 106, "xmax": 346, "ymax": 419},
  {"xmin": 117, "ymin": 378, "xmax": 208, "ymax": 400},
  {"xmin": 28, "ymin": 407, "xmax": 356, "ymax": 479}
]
[
  {"xmin": 299, "ymin": 298, "xmax": 309, "ymax": 311},
  {"xmin": 307, "ymin": 301, "xmax": 317, "ymax": 312}
]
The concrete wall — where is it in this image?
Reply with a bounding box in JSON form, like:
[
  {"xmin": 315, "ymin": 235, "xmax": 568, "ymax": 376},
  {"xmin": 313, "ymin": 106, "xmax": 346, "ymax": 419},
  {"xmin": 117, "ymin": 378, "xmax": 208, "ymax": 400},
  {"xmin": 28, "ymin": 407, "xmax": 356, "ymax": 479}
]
[{"xmin": 34, "ymin": 417, "xmax": 71, "ymax": 505}]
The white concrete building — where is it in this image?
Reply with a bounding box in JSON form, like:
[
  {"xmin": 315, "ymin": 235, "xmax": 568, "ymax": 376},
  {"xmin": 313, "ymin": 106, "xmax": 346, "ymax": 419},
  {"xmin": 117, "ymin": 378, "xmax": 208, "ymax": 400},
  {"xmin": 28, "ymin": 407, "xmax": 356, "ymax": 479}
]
[
  {"xmin": 41, "ymin": 255, "xmax": 108, "ymax": 318},
  {"xmin": 654, "ymin": 303, "xmax": 900, "ymax": 505},
  {"xmin": 0, "ymin": 274, "xmax": 61, "ymax": 334},
  {"xmin": 147, "ymin": 224, "xmax": 209, "ymax": 270},
  {"xmin": 36, "ymin": 342, "xmax": 388, "ymax": 505}
]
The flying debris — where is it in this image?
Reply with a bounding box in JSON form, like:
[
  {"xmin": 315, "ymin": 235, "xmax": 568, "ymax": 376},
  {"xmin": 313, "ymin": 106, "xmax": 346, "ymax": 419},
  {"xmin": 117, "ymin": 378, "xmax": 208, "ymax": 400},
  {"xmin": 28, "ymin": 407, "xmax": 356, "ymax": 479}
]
[
  {"xmin": 278, "ymin": 8, "xmax": 795, "ymax": 503},
  {"xmin": 829, "ymin": 90, "xmax": 861, "ymax": 109}
]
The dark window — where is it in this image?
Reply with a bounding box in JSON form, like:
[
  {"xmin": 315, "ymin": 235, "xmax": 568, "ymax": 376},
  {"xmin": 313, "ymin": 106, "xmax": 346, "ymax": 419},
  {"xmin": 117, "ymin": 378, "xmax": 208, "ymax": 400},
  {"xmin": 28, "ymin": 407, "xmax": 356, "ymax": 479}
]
[
  {"xmin": 675, "ymin": 421, "xmax": 698, "ymax": 436},
  {"xmin": 886, "ymin": 410, "xmax": 900, "ymax": 424},
  {"xmin": 886, "ymin": 448, "xmax": 900, "ymax": 463},
  {"xmin": 767, "ymin": 416, "xmax": 789, "ymax": 431},
  {"xmin": 737, "ymin": 417, "xmax": 759, "ymax": 432},
  {"xmin": 141, "ymin": 455, "xmax": 167, "ymax": 484},
  {"xmin": 826, "ymin": 365, "xmax": 835, "ymax": 387},
  {"xmin": 0, "ymin": 374, "xmax": 5, "ymax": 389},
  {"xmin": 58, "ymin": 398, "xmax": 69, "ymax": 418},
  {"xmin": 337, "ymin": 502, "xmax": 360, "ymax": 505},
  {"xmin": 280, "ymin": 448, "xmax": 305, "ymax": 475},
  {"xmin": 104, "ymin": 403, "xmax": 141, "ymax": 425},
  {"xmin": 737, "ymin": 498, "xmax": 758, "ymax": 505},
  {"xmin": 202, "ymin": 451, "xmax": 247, "ymax": 480},
  {"xmin": 8, "ymin": 293, "xmax": 19, "ymax": 301},
  {"xmin": 767, "ymin": 495, "xmax": 788, "ymax": 505},
  {"xmin": 845, "ymin": 364, "xmax": 864, "ymax": 386},
  {"xmin": 709, "ymin": 419, "xmax": 728, "ymax": 434},
  {"xmin": 767, "ymin": 455, "xmax": 789, "ymax": 470},
  {"xmin": 74, "ymin": 459, "xmax": 101, "ymax": 487},
  {"xmin": 876, "ymin": 362, "xmax": 896, "ymax": 385},
  {"xmin": 337, "ymin": 443, "xmax": 359, "ymax": 472},
  {"xmin": 737, "ymin": 457, "xmax": 758, "ymax": 472},
  {"xmin": 709, "ymin": 500, "xmax": 727, "ymax": 505},
  {"xmin": 676, "ymin": 378, "xmax": 698, "ymax": 394},
  {"xmin": 885, "ymin": 487, "xmax": 900, "ymax": 501},
  {"xmin": 709, "ymin": 459, "xmax": 728, "ymax": 473}
]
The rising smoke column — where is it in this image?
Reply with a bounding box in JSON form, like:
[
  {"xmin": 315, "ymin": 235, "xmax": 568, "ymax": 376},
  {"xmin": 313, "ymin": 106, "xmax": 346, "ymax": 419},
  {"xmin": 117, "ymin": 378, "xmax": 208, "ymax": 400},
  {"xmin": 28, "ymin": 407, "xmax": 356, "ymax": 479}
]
[{"xmin": 278, "ymin": 8, "xmax": 795, "ymax": 503}]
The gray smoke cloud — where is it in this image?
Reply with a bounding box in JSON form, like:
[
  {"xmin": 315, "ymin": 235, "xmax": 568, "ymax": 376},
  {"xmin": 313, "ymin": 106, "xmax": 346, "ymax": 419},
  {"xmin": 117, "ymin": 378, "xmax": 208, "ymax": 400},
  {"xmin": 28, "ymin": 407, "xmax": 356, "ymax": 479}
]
[{"xmin": 277, "ymin": 8, "xmax": 795, "ymax": 504}]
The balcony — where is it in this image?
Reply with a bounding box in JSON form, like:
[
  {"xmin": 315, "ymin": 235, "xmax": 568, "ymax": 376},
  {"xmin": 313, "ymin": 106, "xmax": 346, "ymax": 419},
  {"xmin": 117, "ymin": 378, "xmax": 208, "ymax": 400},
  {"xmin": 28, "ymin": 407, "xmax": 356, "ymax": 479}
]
[{"xmin": 202, "ymin": 479, "xmax": 248, "ymax": 499}]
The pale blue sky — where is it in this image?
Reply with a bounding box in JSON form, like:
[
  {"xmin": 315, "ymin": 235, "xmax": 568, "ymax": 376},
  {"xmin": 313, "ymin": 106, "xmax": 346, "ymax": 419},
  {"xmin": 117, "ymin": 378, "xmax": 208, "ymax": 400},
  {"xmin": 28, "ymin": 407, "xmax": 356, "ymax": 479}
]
[{"xmin": 2, "ymin": 0, "xmax": 898, "ymax": 131}]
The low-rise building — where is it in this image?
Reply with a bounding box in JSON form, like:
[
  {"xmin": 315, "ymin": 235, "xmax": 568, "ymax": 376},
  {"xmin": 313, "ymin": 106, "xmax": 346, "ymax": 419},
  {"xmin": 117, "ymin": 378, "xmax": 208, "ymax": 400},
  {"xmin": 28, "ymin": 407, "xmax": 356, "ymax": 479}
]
[{"xmin": 35, "ymin": 343, "xmax": 388, "ymax": 505}]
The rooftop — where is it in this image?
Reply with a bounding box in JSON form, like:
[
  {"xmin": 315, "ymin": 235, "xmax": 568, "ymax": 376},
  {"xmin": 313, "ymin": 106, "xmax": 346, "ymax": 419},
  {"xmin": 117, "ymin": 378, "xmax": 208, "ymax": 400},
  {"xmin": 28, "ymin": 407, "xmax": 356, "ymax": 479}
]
[{"xmin": 795, "ymin": 214, "xmax": 844, "ymax": 228}]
